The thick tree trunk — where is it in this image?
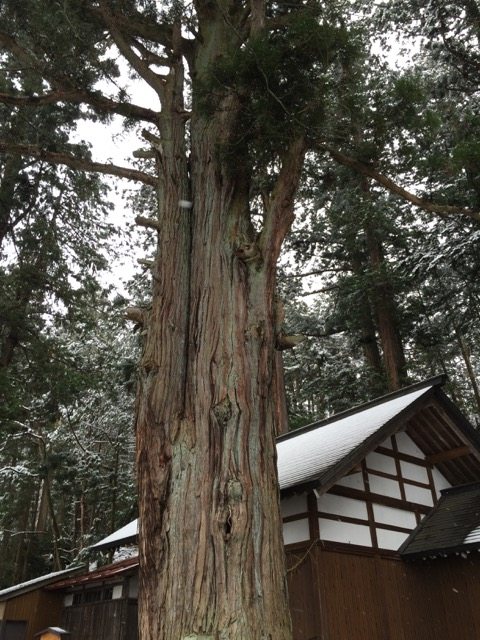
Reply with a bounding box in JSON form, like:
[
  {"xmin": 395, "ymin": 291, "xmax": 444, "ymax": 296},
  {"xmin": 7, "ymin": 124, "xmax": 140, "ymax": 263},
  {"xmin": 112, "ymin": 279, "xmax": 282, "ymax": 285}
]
[
  {"xmin": 137, "ymin": 139, "xmax": 292, "ymax": 638},
  {"xmin": 135, "ymin": 17, "xmax": 300, "ymax": 638}
]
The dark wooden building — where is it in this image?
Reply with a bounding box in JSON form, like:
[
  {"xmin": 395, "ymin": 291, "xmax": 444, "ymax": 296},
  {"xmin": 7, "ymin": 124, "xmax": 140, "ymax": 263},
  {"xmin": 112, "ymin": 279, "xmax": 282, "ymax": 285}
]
[
  {"xmin": 3, "ymin": 377, "xmax": 480, "ymax": 639},
  {"xmin": 280, "ymin": 377, "xmax": 480, "ymax": 639},
  {"xmin": 48, "ymin": 557, "xmax": 138, "ymax": 640},
  {"xmin": 0, "ymin": 568, "xmax": 84, "ymax": 640}
]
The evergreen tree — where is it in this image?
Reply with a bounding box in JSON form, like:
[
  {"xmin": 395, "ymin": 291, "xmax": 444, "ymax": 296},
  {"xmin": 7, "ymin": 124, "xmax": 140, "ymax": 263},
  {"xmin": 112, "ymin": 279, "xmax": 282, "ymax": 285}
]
[
  {"xmin": 0, "ymin": 50, "xmax": 138, "ymax": 585},
  {"xmin": 1, "ymin": 1, "xmax": 479, "ymax": 637}
]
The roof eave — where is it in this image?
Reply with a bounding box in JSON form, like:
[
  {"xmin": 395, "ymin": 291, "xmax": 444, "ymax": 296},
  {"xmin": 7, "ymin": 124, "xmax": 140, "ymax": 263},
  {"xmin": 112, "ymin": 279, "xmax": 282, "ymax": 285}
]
[
  {"xmin": 400, "ymin": 540, "xmax": 480, "ymax": 561},
  {"xmin": 280, "ymin": 385, "xmax": 438, "ymax": 497},
  {"xmin": 0, "ymin": 565, "xmax": 87, "ymax": 602},
  {"xmin": 89, "ymin": 534, "xmax": 138, "ymax": 552},
  {"xmin": 276, "ymin": 376, "xmax": 446, "ymax": 444}
]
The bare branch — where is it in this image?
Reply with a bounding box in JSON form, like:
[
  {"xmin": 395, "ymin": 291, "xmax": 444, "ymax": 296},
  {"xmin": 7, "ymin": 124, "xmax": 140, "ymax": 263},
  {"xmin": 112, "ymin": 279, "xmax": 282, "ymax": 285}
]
[
  {"xmin": 0, "ymin": 90, "xmax": 159, "ymax": 123},
  {"xmin": 97, "ymin": 3, "xmax": 165, "ymax": 94},
  {"xmin": 135, "ymin": 215, "xmax": 161, "ymax": 231},
  {"xmin": 137, "ymin": 258, "xmax": 155, "ymax": 268},
  {"xmin": 275, "ymin": 334, "xmax": 306, "ymax": 350},
  {"xmin": 0, "ymin": 141, "xmax": 157, "ymax": 186},
  {"xmin": 131, "ymin": 38, "xmax": 171, "ymax": 69},
  {"xmin": 126, "ymin": 306, "xmax": 148, "ymax": 324},
  {"xmin": 324, "ymin": 146, "xmax": 480, "ymax": 223},
  {"xmin": 297, "ymin": 285, "xmax": 340, "ymax": 296},
  {"xmin": 260, "ymin": 137, "xmax": 307, "ymax": 266},
  {"xmin": 89, "ymin": 6, "xmax": 195, "ymax": 66}
]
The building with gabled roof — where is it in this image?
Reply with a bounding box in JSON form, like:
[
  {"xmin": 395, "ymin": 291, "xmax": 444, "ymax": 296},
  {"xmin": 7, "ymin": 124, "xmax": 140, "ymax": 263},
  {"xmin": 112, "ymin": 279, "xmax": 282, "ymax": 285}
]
[
  {"xmin": 2, "ymin": 376, "xmax": 480, "ymax": 640},
  {"xmin": 0, "ymin": 567, "xmax": 85, "ymax": 640}
]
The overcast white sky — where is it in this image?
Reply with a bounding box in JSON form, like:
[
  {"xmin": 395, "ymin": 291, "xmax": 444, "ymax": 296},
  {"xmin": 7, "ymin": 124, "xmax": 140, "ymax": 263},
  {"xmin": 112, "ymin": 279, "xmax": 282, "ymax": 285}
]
[{"xmin": 71, "ymin": 74, "xmax": 159, "ymax": 291}]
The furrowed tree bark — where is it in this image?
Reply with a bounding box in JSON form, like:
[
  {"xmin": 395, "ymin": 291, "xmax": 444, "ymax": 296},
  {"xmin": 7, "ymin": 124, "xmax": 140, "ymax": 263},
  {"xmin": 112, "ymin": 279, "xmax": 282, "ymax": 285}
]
[{"xmin": 135, "ymin": 14, "xmax": 297, "ymax": 639}]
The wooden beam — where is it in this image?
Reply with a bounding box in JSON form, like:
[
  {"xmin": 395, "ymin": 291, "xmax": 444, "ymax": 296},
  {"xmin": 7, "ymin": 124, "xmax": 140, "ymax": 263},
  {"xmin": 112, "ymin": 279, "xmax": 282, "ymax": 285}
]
[
  {"xmin": 426, "ymin": 446, "xmax": 471, "ymax": 465},
  {"xmin": 346, "ymin": 464, "xmax": 362, "ymax": 475}
]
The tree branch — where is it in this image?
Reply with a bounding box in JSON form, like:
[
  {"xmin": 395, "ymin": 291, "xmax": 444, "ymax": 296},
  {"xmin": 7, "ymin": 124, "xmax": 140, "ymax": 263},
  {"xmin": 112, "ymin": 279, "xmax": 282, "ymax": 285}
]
[
  {"xmin": 0, "ymin": 30, "xmax": 159, "ymax": 123},
  {"xmin": 284, "ymin": 268, "xmax": 352, "ymax": 278},
  {"xmin": 97, "ymin": 3, "xmax": 166, "ymax": 94},
  {"xmin": 131, "ymin": 38, "xmax": 171, "ymax": 69},
  {"xmin": 0, "ymin": 90, "xmax": 158, "ymax": 123},
  {"xmin": 0, "ymin": 30, "xmax": 41, "ymax": 74},
  {"xmin": 0, "ymin": 141, "xmax": 157, "ymax": 186},
  {"xmin": 260, "ymin": 137, "xmax": 307, "ymax": 266},
  {"xmin": 88, "ymin": 5, "xmax": 174, "ymax": 48},
  {"xmin": 250, "ymin": 0, "xmax": 266, "ymax": 35},
  {"xmin": 297, "ymin": 285, "xmax": 340, "ymax": 296},
  {"xmin": 89, "ymin": 6, "xmax": 195, "ymax": 67},
  {"xmin": 324, "ymin": 146, "xmax": 480, "ymax": 223},
  {"xmin": 135, "ymin": 215, "xmax": 161, "ymax": 231}
]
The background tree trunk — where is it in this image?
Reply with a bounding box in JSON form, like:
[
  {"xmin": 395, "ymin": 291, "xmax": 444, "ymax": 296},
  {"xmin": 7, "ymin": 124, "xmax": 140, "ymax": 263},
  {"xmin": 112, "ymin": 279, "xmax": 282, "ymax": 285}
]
[{"xmin": 365, "ymin": 223, "xmax": 407, "ymax": 391}]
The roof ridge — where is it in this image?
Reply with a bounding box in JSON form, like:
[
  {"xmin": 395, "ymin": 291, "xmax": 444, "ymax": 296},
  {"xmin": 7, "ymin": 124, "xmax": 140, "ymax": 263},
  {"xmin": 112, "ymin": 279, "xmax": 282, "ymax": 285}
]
[{"xmin": 276, "ymin": 375, "xmax": 446, "ymax": 443}]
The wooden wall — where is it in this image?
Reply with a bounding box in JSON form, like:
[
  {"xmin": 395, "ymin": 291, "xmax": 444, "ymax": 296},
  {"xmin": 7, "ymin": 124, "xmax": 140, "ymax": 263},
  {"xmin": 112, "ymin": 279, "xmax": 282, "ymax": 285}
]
[
  {"xmin": 1, "ymin": 591, "xmax": 64, "ymax": 640},
  {"xmin": 62, "ymin": 598, "xmax": 138, "ymax": 640},
  {"xmin": 286, "ymin": 544, "xmax": 480, "ymax": 640}
]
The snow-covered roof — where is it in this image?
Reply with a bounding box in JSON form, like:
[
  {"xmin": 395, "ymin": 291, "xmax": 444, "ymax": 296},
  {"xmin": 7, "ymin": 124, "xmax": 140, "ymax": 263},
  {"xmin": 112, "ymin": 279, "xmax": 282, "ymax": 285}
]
[
  {"xmin": 90, "ymin": 518, "xmax": 138, "ymax": 551},
  {"xmin": 277, "ymin": 384, "xmax": 434, "ymax": 491},
  {"xmin": 0, "ymin": 566, "xmax": 85, "ymax": 601},
  {"xmin": 92, "ymin": 381, "xmax": 440, "ymax": 551}
]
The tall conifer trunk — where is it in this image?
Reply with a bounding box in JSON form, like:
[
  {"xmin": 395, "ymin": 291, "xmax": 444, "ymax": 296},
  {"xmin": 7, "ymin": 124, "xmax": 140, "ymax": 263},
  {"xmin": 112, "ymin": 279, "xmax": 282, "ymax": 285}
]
[
  {"xmin": 365, "ymin": 223, "xmax": 407, "ymax": 391},
  {"xmin": 135, "ymin": 15, "xmax": 303, "ymax": 640}
]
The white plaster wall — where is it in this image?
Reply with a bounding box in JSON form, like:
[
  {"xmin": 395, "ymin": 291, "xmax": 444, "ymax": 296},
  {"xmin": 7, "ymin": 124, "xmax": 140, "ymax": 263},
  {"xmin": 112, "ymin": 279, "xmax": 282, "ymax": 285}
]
[
  {"xmin": 280, "ymin": 493, "xmax": 308, "ymax": 518},
  {"xmin": 395, "ymin": 432, "xmax": 425, "ymax": 458},
  {"xmin": 431, "ymin": 467, "xmax": 451, "ymax": 493},
  {"xmin": 372, "ymin": 504, "xmax": 417, "ymax": 529},
  {"xmin": 317, "ymin": 493, "xmax": 368, "ymax": 520},
  {"xmin": 404, "ymin": 483, "xmax": 434, "ymax": 506},
  {"xmin": 366, "ymin": 451, "xmax": 397, "ymax": 475},
  {"xmin": 378, "ymin": 436, "xmax": 393, "ymax": 449},
  {"xmin": 318, "ymin": 519, "xmax": 371, "ymax": 546},
  {"xmin": 400, "ymin": 460, "xmax": 429, "ymax": 484},
  {"xmin": 336, "ymin": 472, "xmax": 364, "ymax": 491},
  {"xmin": 376, "ymin": 528, "xmax": 410, "ymax": 550},
  {"xmin": 283, "ymin": 518, "xmax": 310, "ymax": 545},
  {"xmin": 368, "ymin": 474, "xmax": 402, "ymax": 499}
]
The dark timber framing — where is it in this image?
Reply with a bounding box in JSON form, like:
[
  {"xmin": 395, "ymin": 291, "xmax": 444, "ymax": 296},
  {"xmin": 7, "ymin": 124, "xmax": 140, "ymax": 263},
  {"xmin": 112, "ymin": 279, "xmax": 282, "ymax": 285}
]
[{"xmin": 282, "ymin": 378, "xmax": 480, "ymax": 555}]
